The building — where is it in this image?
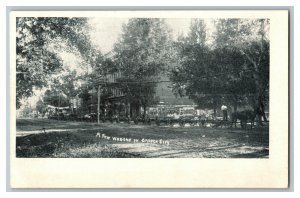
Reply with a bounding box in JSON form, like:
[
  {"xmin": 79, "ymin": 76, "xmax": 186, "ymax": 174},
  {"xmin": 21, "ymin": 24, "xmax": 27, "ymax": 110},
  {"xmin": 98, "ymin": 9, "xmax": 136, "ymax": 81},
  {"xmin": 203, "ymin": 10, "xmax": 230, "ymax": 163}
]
[{"xmin": 88, "ymin": 52, "xmax": 195, "ymax": 119}]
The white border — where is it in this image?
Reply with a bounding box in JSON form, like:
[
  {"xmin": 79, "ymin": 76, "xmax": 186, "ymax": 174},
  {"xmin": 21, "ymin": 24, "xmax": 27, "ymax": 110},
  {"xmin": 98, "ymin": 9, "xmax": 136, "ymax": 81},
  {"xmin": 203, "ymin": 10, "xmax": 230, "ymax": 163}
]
[
  {"xmin": 9, "ymin": 10, "xmax": 288, "ymax": 189},
  {"xmin": 1, "ymin": 1, "xmax": 298, "ymax": 198}
]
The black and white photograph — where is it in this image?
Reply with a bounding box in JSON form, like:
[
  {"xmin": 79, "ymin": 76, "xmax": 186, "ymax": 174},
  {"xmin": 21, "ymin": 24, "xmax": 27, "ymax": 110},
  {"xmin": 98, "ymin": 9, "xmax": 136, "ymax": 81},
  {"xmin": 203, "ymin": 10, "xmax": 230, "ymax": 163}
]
[
  {"xmin": 14, "ymin": 15, "xmax": 271, "ymax": 158},
  {"xmin": 9, "ymin": 10, "xmax": 289, "ymax": 188}
]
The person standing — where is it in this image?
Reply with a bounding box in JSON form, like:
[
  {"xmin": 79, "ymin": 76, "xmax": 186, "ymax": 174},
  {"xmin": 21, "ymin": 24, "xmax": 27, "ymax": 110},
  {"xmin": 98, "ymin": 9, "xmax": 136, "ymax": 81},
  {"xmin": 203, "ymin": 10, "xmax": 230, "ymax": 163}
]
[{"xmin": 221, "ymin": 105, "xmax": 228, "ymax": 121}]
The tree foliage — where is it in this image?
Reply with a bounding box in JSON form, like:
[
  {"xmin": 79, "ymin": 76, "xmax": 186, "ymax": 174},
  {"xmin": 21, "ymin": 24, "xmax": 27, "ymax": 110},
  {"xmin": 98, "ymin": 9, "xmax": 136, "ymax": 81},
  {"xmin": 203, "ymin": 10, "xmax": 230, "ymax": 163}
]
[
  {"xmin": 215, "ymin": 19, "xmax": 270, "ymax": 123},
  {"xmin": 171, "ymin": 19, "xmax": 220, "ymax": 111},
  {"xmin": 16, "ymin": 17, "xmax": 93, "ymax": 108},
  {"xmin": 51, "ymin": 69, "xmax": 79, "ymax": 98},
  {"xmin": 43, "ymin": 89, "xmax": 69, "ymax": 107},
  {"xmin": 35, "ymin": 99, "xmax": 47, "ymax": 115},
  {"xmin": 170, "ymin": 18, "xmax": 269, "ymax": 121},
  {"xmin": 113, "ymin": 18, "xmax": 172, "ymax": 116}
]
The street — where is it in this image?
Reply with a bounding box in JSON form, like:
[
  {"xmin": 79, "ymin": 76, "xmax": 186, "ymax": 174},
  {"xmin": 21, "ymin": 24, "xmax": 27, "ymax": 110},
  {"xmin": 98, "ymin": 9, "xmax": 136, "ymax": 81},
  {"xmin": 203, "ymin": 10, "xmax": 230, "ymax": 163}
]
[{"xmin": 16, "ymin": 119, "xmax": 269, "ymax": 158}]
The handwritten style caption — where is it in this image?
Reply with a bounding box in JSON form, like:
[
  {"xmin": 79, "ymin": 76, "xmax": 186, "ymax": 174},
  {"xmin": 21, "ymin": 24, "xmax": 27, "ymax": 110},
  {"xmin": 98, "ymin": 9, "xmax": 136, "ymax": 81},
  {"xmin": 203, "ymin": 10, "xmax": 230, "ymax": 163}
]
[{"xmin": 96, "ymin": 133, "xmax": 170, "ymax": 145}]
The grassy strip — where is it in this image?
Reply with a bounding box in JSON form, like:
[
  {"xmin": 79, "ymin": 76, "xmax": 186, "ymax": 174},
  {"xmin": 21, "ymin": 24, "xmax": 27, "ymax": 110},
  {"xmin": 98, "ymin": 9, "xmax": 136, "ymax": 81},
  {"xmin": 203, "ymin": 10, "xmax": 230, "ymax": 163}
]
[
  {"xmin": 16, "ymin": 132, "xmax": 144, "ymax": 158},
  {"xmin": 54, "ymin": 143, "xmax": 142, "ymax": 158}
]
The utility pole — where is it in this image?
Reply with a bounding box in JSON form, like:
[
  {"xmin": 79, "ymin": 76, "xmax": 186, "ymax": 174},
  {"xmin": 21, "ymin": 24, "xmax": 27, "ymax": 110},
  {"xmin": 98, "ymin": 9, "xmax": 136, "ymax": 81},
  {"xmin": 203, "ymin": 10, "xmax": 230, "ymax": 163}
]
[{"xmin": 97, "ymin": 85, "xmax": 101, "ymax": 124}]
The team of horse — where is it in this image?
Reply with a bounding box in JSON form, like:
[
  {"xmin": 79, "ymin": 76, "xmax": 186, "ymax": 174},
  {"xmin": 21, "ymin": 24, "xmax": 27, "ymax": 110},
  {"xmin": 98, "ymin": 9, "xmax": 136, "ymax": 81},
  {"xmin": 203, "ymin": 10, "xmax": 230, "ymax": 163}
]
[
  {"xmin": 230, "ymin": 109, "xmax": 257, "ymax": 129},
  {"xmin": 46, "ymin": 107, "xmax": 262, "ymax": 130}
]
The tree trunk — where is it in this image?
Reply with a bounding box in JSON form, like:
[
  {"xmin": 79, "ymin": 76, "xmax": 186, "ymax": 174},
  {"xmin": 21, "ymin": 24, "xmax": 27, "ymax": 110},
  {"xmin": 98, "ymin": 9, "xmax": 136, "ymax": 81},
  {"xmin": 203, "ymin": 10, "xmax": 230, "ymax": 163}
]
[
  {"xmin": 97, "ymin": 85, "xmax": 101, "ymax": 124},
  {"xmin": 143, "ymin": 104, "xmax": 147, "ymax": 119},
  {"xmin": 126, "ymin": 102, "xmax": 130, "ymax": 118},
  {"xmin": 260, "ymin": 102, "xmax": 268, "ymax": 122},
  {"xmin": 135, "ymin": 104, "xmax": 140, "ymax": 117},
  {"xmin": 241, "ymin": 51, "xmax": 264, "ymax": 127},
  {"xmin": 233, "ymin": 95, "xmax": 238, "ymax": 113},
  {"xmin": 213, "ymin": 96, "xmax": 217, "ymax": 119},
  {"xmin": 255, "ymin": 94, "xmax": 263, "ymax": 126},
  {"xmin": 129, "ymin": 103, "xmax": 133, "ymax": 118}
]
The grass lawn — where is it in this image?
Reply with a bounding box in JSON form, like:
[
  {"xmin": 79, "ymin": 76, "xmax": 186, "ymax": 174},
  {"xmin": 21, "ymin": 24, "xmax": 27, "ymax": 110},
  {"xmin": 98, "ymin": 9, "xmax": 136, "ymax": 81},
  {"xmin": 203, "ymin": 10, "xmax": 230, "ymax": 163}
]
[{"xmin": 16, "ymin": 118, "xmax": 269, "ymax": 158}]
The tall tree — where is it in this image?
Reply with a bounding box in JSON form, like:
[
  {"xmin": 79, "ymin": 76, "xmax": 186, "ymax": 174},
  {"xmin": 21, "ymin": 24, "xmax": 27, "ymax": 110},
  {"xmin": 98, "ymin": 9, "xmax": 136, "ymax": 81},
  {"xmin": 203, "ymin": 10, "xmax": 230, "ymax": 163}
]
[
  {"xmin": 170, "ymin": 18, "xmax": 269, "ymax": 123},
  {"xmin": 16, "ymin": 17, "xmax": 93, "ymax": 108},
  {"xmin": 170, "ymin": 19, "xmax": 223, "ymax": 117},
  {"xmin": 113, "ymin": 18, "xmax": 172, "ymax": 117},
  {"xmin": 213, "ymin": 18, "xmax": 270, "ymax": 124}
]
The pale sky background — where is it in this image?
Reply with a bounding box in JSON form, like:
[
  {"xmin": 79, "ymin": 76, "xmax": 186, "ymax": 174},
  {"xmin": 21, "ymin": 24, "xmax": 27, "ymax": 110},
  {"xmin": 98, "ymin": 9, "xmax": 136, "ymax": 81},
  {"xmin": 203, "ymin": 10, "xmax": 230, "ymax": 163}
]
[{"xmin": 88, "ymin": 18, "xmax": 193, "ymax": 54}]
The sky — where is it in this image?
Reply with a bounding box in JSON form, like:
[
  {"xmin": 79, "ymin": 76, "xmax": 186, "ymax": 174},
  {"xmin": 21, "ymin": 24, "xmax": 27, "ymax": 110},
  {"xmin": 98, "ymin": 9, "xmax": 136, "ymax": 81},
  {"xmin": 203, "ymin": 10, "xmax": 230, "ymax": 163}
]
[{"xmin": 88, "ymin": 18, "xmax": 194, "ymax": 54}]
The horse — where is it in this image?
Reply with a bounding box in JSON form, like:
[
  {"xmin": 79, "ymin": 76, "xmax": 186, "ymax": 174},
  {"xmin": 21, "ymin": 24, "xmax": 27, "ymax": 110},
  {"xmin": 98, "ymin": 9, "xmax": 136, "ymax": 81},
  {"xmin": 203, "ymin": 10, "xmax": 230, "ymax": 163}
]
[{"xmin": 231, "ymin": 110, "xmax": 256, "ymax": 129}]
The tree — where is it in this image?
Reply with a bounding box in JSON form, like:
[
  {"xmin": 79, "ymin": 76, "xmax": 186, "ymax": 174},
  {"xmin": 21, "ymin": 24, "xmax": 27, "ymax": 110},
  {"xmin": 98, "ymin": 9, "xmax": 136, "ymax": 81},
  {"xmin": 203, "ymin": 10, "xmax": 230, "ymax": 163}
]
[
  {"xmin": 213, "ymin": 18, "xmax": 270, "ymax": 124},
  {"xmin": 113, "ymin": 18, "xmax": 172, "ymax": 117},
  {"xmin": 170, "ymin": 19, "xmax": 223, "ymax": 117},
  {"xmin": 51, "ymin": 69, "xmax": 79, "ymax": 99},
  {"xmin": 170, "ymin": 18, "xmax": 269, "ymax": 123},
  {"xmin": 16, "ymin": 17, "xmax": 93, "ymax": 108},
  {"xmin": 35, "ymin": 99, "xmax": 47, "ymax": 116},
  {"xmin": 43, "ymin": 89, "xmax": 69, "ymax": 107}
]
